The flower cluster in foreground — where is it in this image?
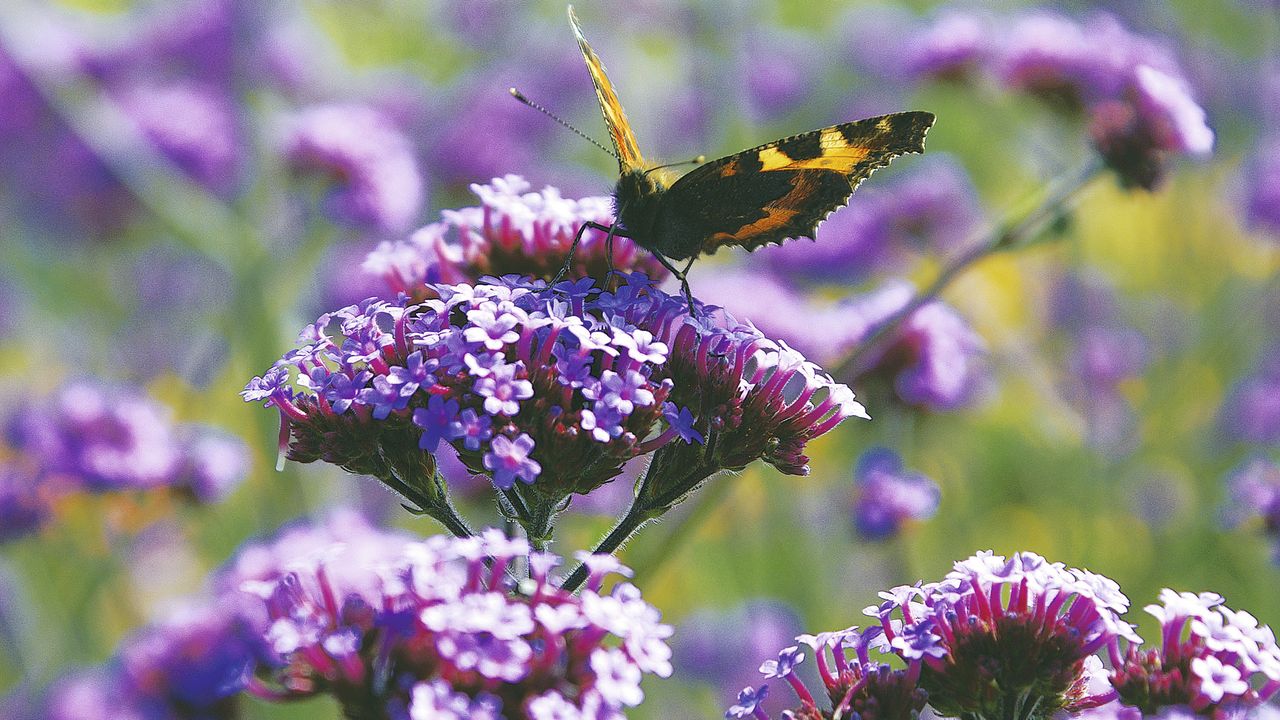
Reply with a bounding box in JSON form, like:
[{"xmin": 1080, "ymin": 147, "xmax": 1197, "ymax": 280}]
[
  {"xmin": 1, "ymin": 381, "xmax": 250, "ymax": 542},
  {"xmin": 243, "ymin": 274, "xmax": 866, "ymax": 534},
  {"xmin": 35, "ymin": 513, "xmax": 674, "ymax": 720},
  {"xmin": 365, "ymin": 174, "xmax": 667, "ymax": 293},
  {"xmin": 726, "ymin": 550, "xmax": 1280, "ymax": 720},
  {"xmin": 237, "ymin": 524, "xmax": 671, "ymax": 719}
]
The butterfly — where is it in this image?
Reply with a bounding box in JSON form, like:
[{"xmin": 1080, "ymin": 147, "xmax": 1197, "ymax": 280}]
[{"xmin": 559, "ymin": 6, "xmax": 936, "ymax": 309}]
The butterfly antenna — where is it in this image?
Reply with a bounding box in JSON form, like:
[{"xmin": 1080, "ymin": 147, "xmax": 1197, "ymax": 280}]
[
  {"xmin": 509, "ymin": 87, "xmax": 617, "ymax": 160},
  {"xmin": 644, "ymin": 155, "xmax": 706, "ymax": 176}
]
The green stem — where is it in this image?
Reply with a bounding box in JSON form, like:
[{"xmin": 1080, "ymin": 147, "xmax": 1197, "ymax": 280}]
[
  {"xmin": 560, "ymin": 499, "xmax": 657, "ymax": 593},
  {"xmin": 838, "ymin": 159, "xmax": 1106, "ymax": 377},
  {"xmin": 381, "ymin": 471, "xmax": 474, "ymax": 539},
  {"xmin": 628, "ymin": 472, "xmax": 734, "ymax": 584}
]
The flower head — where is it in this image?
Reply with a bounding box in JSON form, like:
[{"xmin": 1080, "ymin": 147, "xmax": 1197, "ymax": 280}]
[
  {"xmin": 364, "ymin": 175, "xmax": 667, "ymax": 293},
  {"xmin": 866, "ymin": 550, "xmax": 1138, "ymax": 719},
  {"xmin": 727, "ymin": 625, "xmax": 928, "ymax": 720},
  {"xmin": 6, "ymin": 382, "xmax": 249, "ymax": 505},
  {"xmin": 1220, "ymin": 344, "xmax": 1280, "ymax": 445},
  {"xmin": 244, "ymin": 275, "xmax": 865, "ymax": 523},
  {"xmin": 234, "ymin": 526, "xmax": 671, "ymax": 719},
  {"xmin": 1222, "ymin": 457, "xmax": 1280, "ymax": 558},
  {"xmin": 1109, "ymin": 589, "xmax": 1280, "ymax": 715},
  {"xmin": 851, "ymin": 447, "xmax": 940, "ymax": 540},
  {"xmin": 282, "ymin": 103, "xmax": 424, "ymax": 234}
]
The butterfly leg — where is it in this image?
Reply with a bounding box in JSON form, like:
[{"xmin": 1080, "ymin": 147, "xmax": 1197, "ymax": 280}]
[
  {"xmin": 649, "ymin": 253, "xmax": 698, "ymax": 315},
  {"xmin": 551, "ymin": 221, "xmax": 617, "ymax": 286}
]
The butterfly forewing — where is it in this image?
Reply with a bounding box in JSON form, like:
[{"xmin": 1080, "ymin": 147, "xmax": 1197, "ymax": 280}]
[
  {"xmin": 650, "ymin": 112, "xmax": 936, "ymax": 257},
  {"xmin": 567, "ymin": 6, "xmax": 646, "ymax": 173}
]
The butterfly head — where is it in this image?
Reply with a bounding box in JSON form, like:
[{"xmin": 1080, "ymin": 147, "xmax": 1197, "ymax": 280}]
[{"xmin": 613, "ymin": 168, "xmax": 669, "ymax": 240}]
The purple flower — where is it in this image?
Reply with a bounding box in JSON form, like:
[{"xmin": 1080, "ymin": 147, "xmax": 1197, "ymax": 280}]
[
  {"xmin": 115, "ymin": 601, "xmax": 254, "ymax": 710},
  {"xmin": 866, "ymin": 550, "xmax": 1139, "ymax": 718},
  {"xmin": 846, "ymin": 282, "xmax": 988, "ymax": 411},
  {"xmin": 363, "ymin": 174, "xmax": 667, "ymax": 293},
  {"xmin": 729, "ymin": 624, "xmax": 927, "ymax": 720},
  {"xmin": 474, "ymin": 362, "xmax": 534, "ymax": 417},
  {"xmin": 1245, "ymin": 137, "xmax": 1280, "ymax": 239},
  {"xmin": 739, "ymin": 29, "xmax": 822, "ymax": 123},
  {"xmin": 282, "ymin": 103, "xmax": 424, "ymax": 234},
  {"xmin": 903, "ymin": 9, "xmax": 995, "ymax": 81},
  {"xmin": 1221, "ymin": 344, "xmax": 1280, "ymax": 445},
  {"xmin": 483, "ymin": 433, "xmax": 541, "ymax": 489},
  {"xmin": 177, "ymin": 429, "xmax": 250, "ymax": 504},
  {"xmin": 1110, "ymin": 589, "xmax": 1280, "ymax": 715},
  {"xmin": 115, "ymin": 80, "xmax": 242, "ymax": 195},
  {"xmin": 230, "ymin": 525, "xmax": 670, "ymax": 718},
  {"xmin": 1223, "ymin": 456, "xmax": 1280, "ymax": 560},
  {"xmin": 413, "ymin": 395, "xmax": 462, "ymax": 452},
  {"xmin": 851, "ymin": 447, "xmax": 940, "ymax": 540},
  {"xmin": 0, "ymin": 466, "xmax": 53, "ymax": 544},
  {"xmin": 246, "ymin": 275, "xmax": 865, "ymax": 537},
  {"xmin": 7, "ymin": 381, "xmax": 244, "ymax": 501}
]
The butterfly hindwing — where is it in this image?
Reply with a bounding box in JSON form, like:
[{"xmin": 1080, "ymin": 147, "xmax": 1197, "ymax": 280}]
[
  {"xmin": 568, "ymin": 6, "xmax": 645, "ymax": 173},
  {"xmin": 650, "ymin": 112, "xmax": 936, "ymax": 258}
]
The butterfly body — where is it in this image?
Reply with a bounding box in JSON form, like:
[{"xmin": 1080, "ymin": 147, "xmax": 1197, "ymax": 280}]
[{"xmin": 564, "ymin": 6, "xmax": 936, "ymax": 302}]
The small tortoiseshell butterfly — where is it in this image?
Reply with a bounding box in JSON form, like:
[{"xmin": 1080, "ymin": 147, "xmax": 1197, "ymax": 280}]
[{"xmin": 562, "ymin": 6, "xmax": 935, "ymax": 307}]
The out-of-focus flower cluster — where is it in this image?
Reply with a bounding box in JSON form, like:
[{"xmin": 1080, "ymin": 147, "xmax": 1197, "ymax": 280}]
[
  {"xmin": 850, "ymin": 447, "xmax": 940, "ymax": 540},
  {"xmin": 367, "ymin": 175, "xmax": 667, "ymax": 294},
  {"xmin": 241, "ymin": 526, "xmax": 672, "ymax": 718},
  {"xmin": 725, "ymin": 550, "xmax": 1280, "ymax": 720},
  {"xmin": 1, "ymin": 381, "xmax": 249, "ymax": 543},
  {"xmin": 863, "ymin": 8, "xmax": 1214, "ymax": 189},
  {"xmin": 244, "ymin": 273, "xmax": 866, "ymax": 532},
  {"xmin": 34, "ymin": 512, "xmax": 674, "ymax": 720}
]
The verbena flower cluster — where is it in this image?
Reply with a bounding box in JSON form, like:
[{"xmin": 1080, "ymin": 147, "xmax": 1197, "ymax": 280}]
[
  {"xmin": 238, "ymin": 524, "xmax": 672, "ymax": 719},
  {"xmin": 365, "ymin": 174, "xmax": 667, "ymax": 292},
  {"xmin": 878, "ymin": 9, "xmax": 1214, "ymax": 189},
  {"xmin": 243, "ymin": 274, "xmax": 865, "ymax": 514},
  {"xmin": 1, "ymin": 381, "xmax": 249, "ymax": 542},
  {"xmin": 1109, "ymin": 589, "xmax": 1280, "ymax": 715},
  {"xmin": 727, "ymin": 550, "xmax": 1280, "ymax": 720}
]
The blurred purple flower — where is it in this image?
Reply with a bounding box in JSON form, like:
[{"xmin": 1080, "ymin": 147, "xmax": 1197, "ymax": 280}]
[
  {"xmin": 851, "ymin": 447, "xmax": 940, "ymax": 540},
  {"xmin": 5, "ymin": 382, "xmax": 248, "ymax": 504},
  {"xmin": 848, "ymin": 282, "xmax": 988, "ymax": 412},
  {"xmin": 177, "ymin": 430, "xmax": 251, "ymax": 504},
  {"xmin": 0, "ymin": 465, "xmax": 54, "ymax": 544},
  {"xmin": 1220, "ymin": 344, "xmax": 1280, "ymax": 445},
  {"xmin": 365, "ymin": 175, "xmax": 666, "ymax": 293},
  {"xmin": 115, "ymin": 601, "xmax": 254, "ymax": 713},
  {"xmin": 995, "ymin": 12, "xmax": 1178, "ymax": 108},
  {"xmin": 232, "ymin": 526, "xmax": 671, "ymax": 717},
  {"xmin": 282, "ymin": 103, "xmax": 424, "ymax": 234},
  {"xmin": 1244, "ymin": 137, "xmax": 1280, "ymax": 239},
  {"xmin": 904, "ymin": 9, "xmax": 995, "ymax": 81},
  {"xmin": 114, "ymin": 81, "xmax": 243, "ymax": 195},
  {"xmin": 762, "ymin": 155, "xmax": 984, "ymax": 284},
  {"xmin": 675, "ymin": 600, "xmax": 803, "ymax": 715},
  {"xmin": 740, "ymin": 30, "xmax": 822, "ymax": 123},
  {"xmin": 1222, "ymin": 456, "xmax": 1280, "ymax": 560}
]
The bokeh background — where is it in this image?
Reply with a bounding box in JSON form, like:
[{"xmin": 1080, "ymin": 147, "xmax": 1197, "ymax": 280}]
[{"xmin": 0, "ymin": 0, "xmax": 1278, "ymax": 718}]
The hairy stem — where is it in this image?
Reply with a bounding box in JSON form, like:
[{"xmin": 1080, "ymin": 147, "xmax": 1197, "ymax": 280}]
[{"xmin": 560, "ymin": 499, "xmax": 656, "ymax": 593}]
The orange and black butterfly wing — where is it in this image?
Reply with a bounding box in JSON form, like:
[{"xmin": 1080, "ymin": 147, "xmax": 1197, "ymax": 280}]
[
  {"xmin": 568, "ymin": 5, "xmax": 646, "ymax": 174},
  {"xmin": 649, "ymin": 112, "xmax": 936, "ymax": 260}
]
